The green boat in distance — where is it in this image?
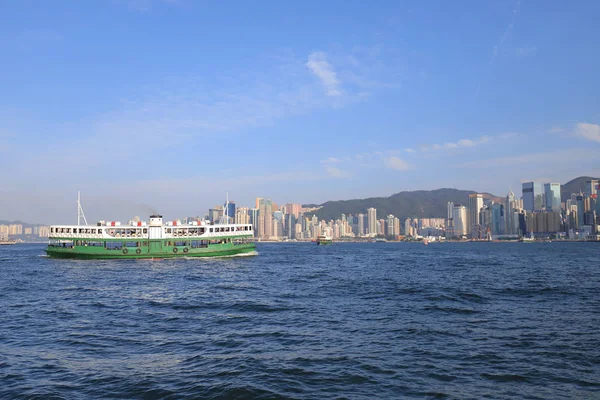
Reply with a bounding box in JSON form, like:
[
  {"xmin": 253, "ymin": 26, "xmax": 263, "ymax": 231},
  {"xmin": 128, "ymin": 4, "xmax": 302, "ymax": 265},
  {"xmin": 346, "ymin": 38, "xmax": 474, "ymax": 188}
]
[
  {"xmin": 316, "ymin": 234, "xmax": 333, "ymax": 245},
  {"xmin": 46, "ymin": 214, "xmax": 255, "ymax": 259}
]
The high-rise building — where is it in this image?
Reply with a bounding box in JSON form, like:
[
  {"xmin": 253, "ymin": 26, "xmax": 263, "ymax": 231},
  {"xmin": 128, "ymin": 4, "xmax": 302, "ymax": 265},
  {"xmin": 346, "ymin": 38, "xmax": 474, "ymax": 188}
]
[
  {"xmin": 452, "ymin": 205, "xmax": 468, "ymax": 236},
  {"xmin": 585, "ymin": 180, "xmax": 599, "ymax": 197},
  {"xmin": 357, "ymin": 213, "xmax": 365, "ymax": 236},
  {"xmin": 576, "ymin": 195, "xmax": 585, "ymax": 228},
  {"xmin": 544, "ymin": 183, "xmax": 561, "ymax": 211},
  {"xmin": 285, "ymin": 204, "xmax": 302, "ymax": 218},
  {"xmin": 386, "ymin": 214, "xmax": 396, "ymax": 236},
  {"xmin": 367, "ymin": 208, "xmax": 377, "ymax": 235},
  {"xmin": 235, "ymin": 207, "xmax": 250, "ymax": 224},
  {"xmin": 286, "ymin": 213, "xmax": 296, "ymax": 239},
  {"xmin": 522, "ymin": 182, "xmax": 544, "ymax": 211},
  {"xmin": 468, "ymin": 194, "xmax": 483, "ymax": 238},
  {"xmin": 208, "ymin": 206, "xmax": 223, "ymax": 223},
  {"xmin": 258, "ymin": 199, "xmax": 273, "ymax": 239},
  {"xmin": 224, "ymin": 201, "xmax": 236, "ymax": 220},
  {"xmin": 491, "ymin": 203, "xmax": 505, "ymax": 236}
]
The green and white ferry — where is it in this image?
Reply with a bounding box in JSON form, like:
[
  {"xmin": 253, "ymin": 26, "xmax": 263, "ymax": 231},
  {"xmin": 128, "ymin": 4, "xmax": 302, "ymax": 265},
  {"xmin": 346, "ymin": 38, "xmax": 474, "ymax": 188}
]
[{"xmin": 46, "ymin": 214, "xmax": 255, "ymax": 259}]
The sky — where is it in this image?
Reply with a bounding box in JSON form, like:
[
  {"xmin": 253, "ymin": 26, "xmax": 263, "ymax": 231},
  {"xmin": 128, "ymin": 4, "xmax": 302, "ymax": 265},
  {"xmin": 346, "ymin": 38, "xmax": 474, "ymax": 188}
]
[{"xmin": 1, "ymin": 0, "xmax": 599, "ymax": 224}]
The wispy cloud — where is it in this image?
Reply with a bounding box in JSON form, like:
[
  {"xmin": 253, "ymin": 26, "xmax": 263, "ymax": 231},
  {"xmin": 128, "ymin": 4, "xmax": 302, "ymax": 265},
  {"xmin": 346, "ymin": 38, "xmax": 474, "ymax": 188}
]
[
  {"xmin": 384, "ymin": 156, "xmax": 411, "ymax": 171},
  {"xmin": 457, "ymin": 148, "xmax": 595, "ymax": 169},
  {"xmin": 418, "ymin": 135, "xmax": 493, "ymax": 152},
  {"xmin": 573, "ymin": 122, "xmax": 600, "ymax": 143},
  {"xmin": 490, "ymin": 0, "xmax": 521, "ymax": 65},
  {"xmin": 306, "ymin": 52, "xmax": 341, "ymax": 96}
]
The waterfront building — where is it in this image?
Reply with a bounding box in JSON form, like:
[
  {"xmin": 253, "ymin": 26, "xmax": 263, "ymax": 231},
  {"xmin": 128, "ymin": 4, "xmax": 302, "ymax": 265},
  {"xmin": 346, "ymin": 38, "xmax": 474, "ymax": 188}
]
[
  {"xmin": 452, "ymin": 204, "xmax": 468, "ymax": 237},
  {"xmin": 394, "ymin": 217, "xmax": 400, "ymax": 238},
  {"xmin": 544, "ymin": 183, "xmax": 561, "ymax": 212},
  {"xmin": 38, "ymin": 226, "xmax": 50, "ymax": 238},
  {"xmin": 576, "ymin": 195, "xmax": 585, "ymax": 228},
  {"xmin": 208, "ymin": 206, "xmax": 223, "ymax": 223},
  {"xmin": 386, "ymin": 215, "xmax": 395, "ymax": 236},
  {"xmin": 468, "ymin": 193, "xmax": 483, "ymax": 238},
  {"xmin": 225, "ymin": 201, "xmax": 236, "ymax": 220},
  {"xmin": 258, "ymin": 199, "xmax": 273, "ymax": 239},
  {"xmin": 286, "ymin": 213, "xmax": 296, "ymax": 239},
  {"xmin": 285, "ymin": 203, "xmax": 302, "ymax": 218},
  {"xmin": 522, "ymin": 182, "xmax": 544, "ymax": 211},
  {"xmin": 585, "ymin": 180, "xmax": 599, "ymax": 197},
  {"xmin": 367, "ymin": 208, "xmax": 377, "ymax": 235},
  {"xmin": 491, "ymin": 203, "xmax": 505, "ymax": 236},
  {"xmin": 357, "ymin": 213, "xmax": 365, "ymax": 236},
  {"xmin": 235, "ymin": 207, "xmax": 250, "ymax": 225}
]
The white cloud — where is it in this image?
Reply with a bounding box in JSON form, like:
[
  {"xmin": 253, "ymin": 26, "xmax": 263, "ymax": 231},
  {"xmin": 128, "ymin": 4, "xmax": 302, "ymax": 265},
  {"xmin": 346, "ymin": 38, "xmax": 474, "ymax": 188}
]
[
  {"xmin": 306, "ymin": 52, "xmax": 341, "ymax": 96},
  {"xmin": 404, "ymin": 148, "xmax": 415, "ymax": 153},
  {"xmin": 321, "ymin": 157, "xmax": 340, "ymax": 164},
  {"xmin": 458, "ymin": 139, "xmax": 476, "ymax": 147},
  {"xmin": 384, "ymin": 156, "xmax": 411, "ymax": 171},
  {"xmin": 574, "ymin": 122, "xmax": 600, "ymax": 143}
]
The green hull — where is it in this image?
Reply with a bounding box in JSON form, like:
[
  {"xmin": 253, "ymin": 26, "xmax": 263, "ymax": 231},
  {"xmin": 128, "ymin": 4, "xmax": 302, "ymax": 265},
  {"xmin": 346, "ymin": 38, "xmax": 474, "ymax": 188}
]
[
  {"xmin": 316, "ymin": 240, "xmax": 332, "ymax": 245},
  {"xmin": 46, "ymin": 241, "xmax": 256, "ymax": 260}
]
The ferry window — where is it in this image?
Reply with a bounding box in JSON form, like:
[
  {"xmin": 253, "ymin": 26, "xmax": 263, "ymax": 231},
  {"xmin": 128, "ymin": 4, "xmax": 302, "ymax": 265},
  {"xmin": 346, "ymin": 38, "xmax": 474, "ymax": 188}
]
[
  {"xmin": 92, "ymin": 229, "xmax": 96, "ymax": 234},
  {"xmin": 98, "ymin": 229, "xmax": 102, "ymax": 234},
  {"xmin": 210, "ymin": 228, "xmax": 214, "ymax": 233},
  {"xmin": 143, "ymin": 228, "xmax": 147, "ymax": 234},
  {"xmin": 167, "ymin": 228, "xmax": 171, "ymax": 233}
]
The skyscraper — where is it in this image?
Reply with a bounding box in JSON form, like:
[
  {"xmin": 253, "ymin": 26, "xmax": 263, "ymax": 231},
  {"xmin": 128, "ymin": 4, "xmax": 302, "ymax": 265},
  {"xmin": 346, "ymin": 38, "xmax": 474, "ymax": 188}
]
[
  {"xmin": 452, "ymin": 205, "xmax": 468, "ymax": 236},
  {"xmin": 258, "ymin": 199, "xmax": 273, "ymax": 239},
  {"xmin": 468, "ymin": 193, "xmax": 483, "ymax": 238},
  {"xmin": 522, "ymin": 182, "xmax": 544, "ymax": 211},
  {"xmin": 224, "ymin": 201, "xmax": 236, "ymax": 221},
  {"xmin": 544, "ymin": 183, "xmax": 561, "ymax": 211},
  {"xmin": 357, "ymin": 213, "xmax": 365, "ymax": 236},
  {"xmin": 367, "ymin": 208, "xmax": 377, "ymax": 235},
  {"xmin": 585, "ymin": 180, "xmax": 599, "ymax": 197},
  {"xmin": 386, "ymin": 214, "xmax": 395, "ymax": 236}
]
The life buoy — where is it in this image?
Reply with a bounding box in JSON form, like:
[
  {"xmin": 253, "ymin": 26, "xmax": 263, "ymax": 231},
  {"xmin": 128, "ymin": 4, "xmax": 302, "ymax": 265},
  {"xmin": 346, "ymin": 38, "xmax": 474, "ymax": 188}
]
[
  {"xmin": 173, "ymin": 247, "xmax": 178, "ymax": 253},
  {"xmin": 123, "ymin": 248, "xmax": 128, "ymax": 255},
  {"xmin": 136, "ymin": 248, "xmax": 141, "ymax": 254},
  {"xmin": 183, "ymin": 247, "xmax": 189, "ymax": 253}
]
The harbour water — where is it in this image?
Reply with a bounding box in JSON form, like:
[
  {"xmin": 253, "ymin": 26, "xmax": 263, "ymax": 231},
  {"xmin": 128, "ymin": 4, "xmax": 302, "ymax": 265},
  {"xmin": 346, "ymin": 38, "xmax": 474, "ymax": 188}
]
[{"xmin": 1, "ymin": 242, "xmax": 599, "ymax": 399}]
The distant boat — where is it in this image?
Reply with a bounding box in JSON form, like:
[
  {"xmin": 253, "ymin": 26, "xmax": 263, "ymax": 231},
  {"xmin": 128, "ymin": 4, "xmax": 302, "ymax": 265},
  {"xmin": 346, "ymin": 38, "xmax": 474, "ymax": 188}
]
[
  {"xmin": 316, "ymin": 234, "xmax": 333, "ymax": 245},
  {"xmin": 520, "ymin": 231, "xmax": 535, "ymax": 242},
  {"xmin": 0, "ymin": 240, "xmax": 16, "ymax": 245}
]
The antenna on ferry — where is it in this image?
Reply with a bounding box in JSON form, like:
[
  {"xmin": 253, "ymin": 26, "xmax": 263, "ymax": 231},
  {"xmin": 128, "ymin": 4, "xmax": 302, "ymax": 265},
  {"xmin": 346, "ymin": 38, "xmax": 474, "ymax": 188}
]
[
  {"xmin": 77, "ymin": 191, "xmax": 88, "ymax": 226},
  {"xmin": 224, "ymin": 192, "xmax": 230, "ymax": 224}
]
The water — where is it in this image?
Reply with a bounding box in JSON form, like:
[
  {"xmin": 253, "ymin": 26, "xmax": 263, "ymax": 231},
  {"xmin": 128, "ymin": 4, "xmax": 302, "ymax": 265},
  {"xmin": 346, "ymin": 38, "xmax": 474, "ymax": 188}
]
[{"xmin": 1, "ymin": 242, "xmax": 599, "ymax": 399}]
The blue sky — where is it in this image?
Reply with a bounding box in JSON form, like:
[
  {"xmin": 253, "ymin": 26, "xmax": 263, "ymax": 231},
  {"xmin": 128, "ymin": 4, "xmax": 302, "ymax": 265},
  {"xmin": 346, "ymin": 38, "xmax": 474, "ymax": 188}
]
[{"xmin": 1, "ymin": 0, "xmax": 599, "ymax": 224}]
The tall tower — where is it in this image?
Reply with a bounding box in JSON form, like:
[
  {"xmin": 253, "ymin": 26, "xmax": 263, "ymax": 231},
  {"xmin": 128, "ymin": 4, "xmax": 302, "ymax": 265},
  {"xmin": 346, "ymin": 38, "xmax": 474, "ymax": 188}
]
[
  {"xmin": 522, "ymin": 182, "xmax": 544, "ymax": 211},
  {"xmin": 468, "ymin": 194, "xmax": 483, "ymax": 238},
  {"xmin": 544, "ymin": 183, "xmax": 561, "ymax": 212},
  {"xmin": 367, "ymin": 208, "xmax": 377, "ymax": 235}
]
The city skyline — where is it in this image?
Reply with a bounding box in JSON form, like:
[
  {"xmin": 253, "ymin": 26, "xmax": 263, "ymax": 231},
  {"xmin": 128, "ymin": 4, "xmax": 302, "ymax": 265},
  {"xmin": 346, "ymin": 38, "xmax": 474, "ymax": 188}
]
[{"xmin": 1, "ymin": 2, "xmax": 599, "ymax": 223}]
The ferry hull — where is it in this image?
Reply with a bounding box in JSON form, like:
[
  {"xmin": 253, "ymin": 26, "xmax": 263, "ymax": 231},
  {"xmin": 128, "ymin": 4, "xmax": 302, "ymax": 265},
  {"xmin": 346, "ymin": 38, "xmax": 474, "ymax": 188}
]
[{"xmin": 46, "ymin": 243, "xmax": 256, "ymax": 259}]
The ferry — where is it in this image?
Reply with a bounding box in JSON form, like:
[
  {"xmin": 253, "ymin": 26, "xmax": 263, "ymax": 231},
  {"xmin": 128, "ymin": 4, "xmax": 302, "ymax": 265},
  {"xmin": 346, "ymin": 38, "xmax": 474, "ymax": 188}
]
[
  {"xmin": 45, "ymin": 194, "xmax": 255, "ymax": 259},
  {"xmin": 46, "ymin": 215, "xmax": 255, "ymax": 259},
  {"xmin": 316, "ymin": 234, "xmax": 333, "ymax": 245}
]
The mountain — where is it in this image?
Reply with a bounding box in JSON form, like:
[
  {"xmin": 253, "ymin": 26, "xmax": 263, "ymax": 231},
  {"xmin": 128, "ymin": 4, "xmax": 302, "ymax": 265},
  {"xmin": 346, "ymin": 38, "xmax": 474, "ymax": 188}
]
[
  {"xmin": 0, "ymin": 220, "xmax": 37, "ymax": 227},
  {"xmin": 560, "ymin": 176, "xmax": 599, "ymax": 202},
  {"xmin": 306, "ymin": 176, "xmax": 599, "ymax": 221},
  {"xmin": 307, "ymin": 189, "xmax": 501, "ymax": 221}
]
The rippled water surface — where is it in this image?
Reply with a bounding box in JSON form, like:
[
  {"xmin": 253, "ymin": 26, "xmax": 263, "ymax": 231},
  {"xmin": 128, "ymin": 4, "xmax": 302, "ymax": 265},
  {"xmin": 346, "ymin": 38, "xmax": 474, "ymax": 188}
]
[{"xmin": 1, "ymin": 242, "xmax": 599, "ymax": 399}]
